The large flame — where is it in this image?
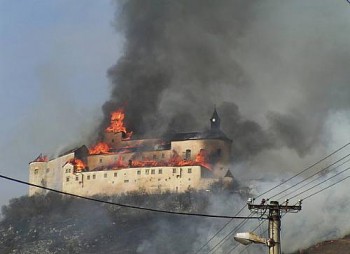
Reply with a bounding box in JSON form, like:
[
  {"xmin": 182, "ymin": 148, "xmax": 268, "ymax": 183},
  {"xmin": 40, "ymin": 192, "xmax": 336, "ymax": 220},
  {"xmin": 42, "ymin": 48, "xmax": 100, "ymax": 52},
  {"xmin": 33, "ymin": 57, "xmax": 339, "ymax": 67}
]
[
  {"xmin": 105, "ymin": 108, "xmax": 133, "ymax": 139},
  {"xmin": 89, "ymin": 142, "xmax": 110, "ymax": 155},
  {"xmin": 67, "ymin": 158, "xmax": 86, "ymax": 173},
  {"xmin": 100, "ymin": 150, "xmax": 212, "ymax": 170}
]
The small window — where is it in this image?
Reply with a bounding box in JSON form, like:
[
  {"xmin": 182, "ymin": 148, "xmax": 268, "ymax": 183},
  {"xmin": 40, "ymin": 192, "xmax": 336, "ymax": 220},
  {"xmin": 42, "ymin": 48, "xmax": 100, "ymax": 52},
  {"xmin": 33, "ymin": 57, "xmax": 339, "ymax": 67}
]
[
  {"xmin": 173, "ymin": 168, "xmax": 176, "ymax": 173},
  {"xmin": 112, "ymin": 139, "xmax": 115, "ymax": 143},
  {"xmin": 188, "ymin": 178, "xmax": 191, "ymax": 181},
  {"xmin": 104, "ymin": 173, "xmax": 108, "ymax": 178},
  {"xmin": 153, "ymin": 154, "xmax": 157, "ymax": 160},
  {"xmin": 161, "ymin": 153, "xmax": 165, "ymax": 159},
  {"xmin": 185, "ymin": 149, "xmax": 191, "ymax": 160},
  {"xmin": 93, "ymin": 175, "xmax": 96, "ymax": 179},
  {"xmin": 158, "ymin": 169, "xmax": 162, "ymax": 174},
  {"xmin": 66, "ymin": 177, "xmax": 69, "ymax": 182},
  {"xmin": 151, "ymin": 169, "xmax": 155, "ymax": 174},
  {"xmin": 75, "ymin": 176, "xmax": 79, "ymax": 181},
  {"xmin": 114, "ymin": 172, "xmax": 117, "ymax": 177},
  {"xmin": 99, "ymin": 158, "xmax": 103, "ymax": 163},
  {"xmin": 188, "ymin": 168, "xmax": 192, "ymax": 174},
  {"xmin": 137, "ymin": 170, "xmax": 141, "ymax": 175},
  {"xmin": 87, "ymin": 175, "xmax": 90, "ymax": 180},
  {"xmin": 46, "ymin": 168, "xmax": 50, "ymax": 173},
  {"xmin": 217, "ymin": 148, "xmax": 222, "ymax": 157},
  {"xmin": 124, "ymin": 179, "xmax": 129, "ymax": 183},
  {"xmin": 34, "ymin": 169, "xmax": 38, "ymax": 174},
  {"xmin": 145, "ymin": 169, "xmax": 149, "ymax": 175}
]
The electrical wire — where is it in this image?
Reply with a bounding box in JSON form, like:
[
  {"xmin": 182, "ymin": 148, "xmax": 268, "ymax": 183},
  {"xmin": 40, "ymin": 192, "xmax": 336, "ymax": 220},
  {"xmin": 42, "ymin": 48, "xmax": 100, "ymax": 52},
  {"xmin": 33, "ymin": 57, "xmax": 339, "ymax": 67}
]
[
  {"xmin": 254, "ymin": 142, "xmax": 350, "ymax": 200},
  {"xmin": 303, "ymin": 176, "xmax": 350, "ymax": 200},
  {"xmin": 0, "ymin": 174, "xmax": 261, "ymax": 220},
  {"xmin": 194, "ymin": 142, "xmax": 350, "ymax": 253},
  {"xmin": 277, "ymin": 157, "xmax": 350, "ymax": 202},
  {"xmin": 207, "ymin": 213, "xmax": 255, "ymax": 254},
  {"xmin": 269, "ymin": 154, "xmax": 350, "ymax": 201},
  {"xmin": 194, "ymin": 205, "xmax": 248, "ymax": 253},
  {"xmin": 287, "ymin": 166, "xmax": 350, "ymax": 201}
]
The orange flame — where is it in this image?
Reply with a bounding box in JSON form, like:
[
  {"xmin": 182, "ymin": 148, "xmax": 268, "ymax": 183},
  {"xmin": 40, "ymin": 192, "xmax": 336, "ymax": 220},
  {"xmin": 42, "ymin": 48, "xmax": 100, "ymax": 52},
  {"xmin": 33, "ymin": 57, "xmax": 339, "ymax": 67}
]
[
  {"xmin": 121, "ymin": 150, "xmax": 212, "ymax": 170},
  {"xmin": 105, "ymin": 108, "xmax": 133, "ymax": 139},
  {"xmin": 89, "ymin": 142, "xmax": 110, "ymax": 155},
  {"xmin": 67, "ymin": 158, "xmax": 86, "ymax": 172}
]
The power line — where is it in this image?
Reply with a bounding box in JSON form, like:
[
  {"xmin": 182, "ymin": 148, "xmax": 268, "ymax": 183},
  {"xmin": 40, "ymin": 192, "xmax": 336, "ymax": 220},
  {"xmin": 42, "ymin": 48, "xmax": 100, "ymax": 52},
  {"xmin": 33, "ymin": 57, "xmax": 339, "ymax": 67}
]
[
  {"xmin": 254, "ymin": 142, "xmax": 350, "ymax": 200},
  {"xmin": 207, "ymin": 213, "xmax": 255, "ymax": 254},
  {"xmin": 269, "ymin": 154, "xmax": 350, "ymax": 200},
  {"xmin": 287, "ymin": 166, "xmax": 350, "ymax": 201},
  {"xmin": 194, "ymin": 142, "xmax": 350, "ymax": 253},
  {"xmin": 0, "ymin": 174, "xmax": 260, "ymax": 220},
  {"xmin": 276, "ymin": 157, "xmax": 350, "ymax": 202},
  {"xmin": 194, "ymin": 205, "xmax": 248, "ymax": 253},
  {"xmin": 303, "ymin": 176, "xmax": 350, "ymax": 200}
]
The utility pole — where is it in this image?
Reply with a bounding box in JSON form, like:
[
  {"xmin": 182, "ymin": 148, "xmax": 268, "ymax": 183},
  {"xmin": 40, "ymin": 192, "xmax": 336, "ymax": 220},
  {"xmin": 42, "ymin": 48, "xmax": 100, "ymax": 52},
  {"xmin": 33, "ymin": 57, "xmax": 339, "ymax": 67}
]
[{"xmin": 247, "ymin": 199, "xmax": 302, "ymax": 254}]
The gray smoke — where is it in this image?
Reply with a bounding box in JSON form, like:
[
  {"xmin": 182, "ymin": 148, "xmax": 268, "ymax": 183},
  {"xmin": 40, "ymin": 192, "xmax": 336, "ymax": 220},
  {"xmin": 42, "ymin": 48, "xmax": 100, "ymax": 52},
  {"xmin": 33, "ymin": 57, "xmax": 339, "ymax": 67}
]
[
  {"xmin": 99, "ymin": 2, "xmax": 350, "ymax": 252},
  {"xmin": 101, "ymin": 0, "xmax": 350, "ymax": 163}
]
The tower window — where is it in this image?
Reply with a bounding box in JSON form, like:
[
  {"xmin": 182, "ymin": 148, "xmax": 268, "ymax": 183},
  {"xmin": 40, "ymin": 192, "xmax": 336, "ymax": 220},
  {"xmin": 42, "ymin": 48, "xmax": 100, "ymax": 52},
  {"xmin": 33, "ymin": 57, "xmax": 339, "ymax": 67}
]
[{"xmin": 185, "ymin": 149, "xmax": 191, "ymax": 160}]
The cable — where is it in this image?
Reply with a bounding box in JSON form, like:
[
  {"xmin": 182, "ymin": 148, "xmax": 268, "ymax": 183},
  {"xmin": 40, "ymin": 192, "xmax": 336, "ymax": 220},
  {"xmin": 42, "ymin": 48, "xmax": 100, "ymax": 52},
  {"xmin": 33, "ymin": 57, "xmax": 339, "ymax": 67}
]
[
  {"xmin": 208, "ymin": 213, "xmax": 256, "ymax": 254},
  {"xmin": 0, "ymin": 174, "xmax": 260, "ymax": 220},
  {"xmin": 195, "ymin": 142, "xmax": 350, "ymax": 253},
  {"xmin": 303, "ymin": 176, "xmax": 350, "ymax": 200},
  {"xmin": 194, "ymin": 205, "xmax": 248, "ymax": 253},
  {"xmin": 254, "ymin": 142, "xmax": 350, "ymax": 200},
  {"xmin": 269, "ymin": 154, "xmax": 350, "ymax": 201},
  {"xmin": 277, "ymin": 157, "xmax": 350, "ymax": 202},
  {"xmin": 287, "ymin": 166, "xmax": 350, "ymax": 201}
]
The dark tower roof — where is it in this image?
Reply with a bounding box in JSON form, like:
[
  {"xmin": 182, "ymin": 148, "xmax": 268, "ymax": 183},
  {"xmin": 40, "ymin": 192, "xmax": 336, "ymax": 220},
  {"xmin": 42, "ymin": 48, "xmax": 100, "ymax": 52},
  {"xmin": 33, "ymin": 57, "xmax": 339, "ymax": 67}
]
[{"xmin": 210, "ymin": 108, "xmax": 221, "ymax": 131}]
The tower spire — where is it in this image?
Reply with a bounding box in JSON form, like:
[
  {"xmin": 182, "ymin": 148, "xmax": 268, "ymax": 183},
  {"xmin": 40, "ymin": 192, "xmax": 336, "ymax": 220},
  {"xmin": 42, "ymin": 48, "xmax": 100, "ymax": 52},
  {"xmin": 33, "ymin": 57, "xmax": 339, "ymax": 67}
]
[{"xmin": 210, "ymin": 107, "xmax": 221, "ymax": 130}]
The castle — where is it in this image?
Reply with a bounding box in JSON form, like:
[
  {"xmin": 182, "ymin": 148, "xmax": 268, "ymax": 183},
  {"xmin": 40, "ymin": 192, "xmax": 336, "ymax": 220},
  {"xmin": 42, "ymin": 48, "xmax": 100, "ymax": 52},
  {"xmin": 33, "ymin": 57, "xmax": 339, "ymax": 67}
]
[{"xmin": 29, "ymin": 109, "xmax": 233, "ymax": 196}]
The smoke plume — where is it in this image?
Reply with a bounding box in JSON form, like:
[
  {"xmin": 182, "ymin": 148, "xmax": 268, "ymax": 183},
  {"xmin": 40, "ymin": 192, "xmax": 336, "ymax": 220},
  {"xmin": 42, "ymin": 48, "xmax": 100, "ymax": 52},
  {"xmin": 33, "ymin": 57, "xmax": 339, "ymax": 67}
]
[
  {"xmin": 100, "ymin": 0, "xmax": 350, "ymax": 164},
  {"xmin": 97, "ymin": 1, "xmax": 350, "ymax": 252}
]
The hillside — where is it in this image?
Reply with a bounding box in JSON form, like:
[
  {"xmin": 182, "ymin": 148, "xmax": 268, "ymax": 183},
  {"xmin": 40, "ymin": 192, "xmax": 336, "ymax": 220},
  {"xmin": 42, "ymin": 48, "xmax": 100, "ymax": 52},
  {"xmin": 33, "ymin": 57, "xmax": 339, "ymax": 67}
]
[
  {"xmin": 290, "ymin": 235, "xmax": 350, "ymax": 254},
  {"xmin": 0, "ymin": 190, "xmax": 229, "ymax": 254},
  {"xmin": 1, "ymin": 190, "xmax": 349, "ymax": 254}
]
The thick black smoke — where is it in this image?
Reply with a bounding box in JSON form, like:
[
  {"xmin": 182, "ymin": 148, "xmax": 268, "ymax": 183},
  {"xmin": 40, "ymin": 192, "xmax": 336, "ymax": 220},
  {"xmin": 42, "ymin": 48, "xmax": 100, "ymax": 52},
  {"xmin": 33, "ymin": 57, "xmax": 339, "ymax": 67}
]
[{"xmin": 100, "ymin": 0, "xmax": 350, "ymax": 162}]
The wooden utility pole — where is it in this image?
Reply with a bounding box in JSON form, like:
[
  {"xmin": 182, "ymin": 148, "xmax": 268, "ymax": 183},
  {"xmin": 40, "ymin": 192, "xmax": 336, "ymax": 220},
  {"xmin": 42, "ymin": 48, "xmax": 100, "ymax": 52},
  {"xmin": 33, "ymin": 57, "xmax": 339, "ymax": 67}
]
[{"xmin": 247, "ymin": 200, "xmax": 302, "ymax": 254}]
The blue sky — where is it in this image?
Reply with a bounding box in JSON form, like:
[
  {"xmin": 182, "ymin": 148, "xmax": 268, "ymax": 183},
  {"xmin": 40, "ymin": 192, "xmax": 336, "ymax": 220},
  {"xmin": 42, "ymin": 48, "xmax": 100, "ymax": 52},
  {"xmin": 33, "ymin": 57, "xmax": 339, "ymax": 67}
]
[{"xmin": 0, "ymin": 0, "xmax": 122, "ymax": 206}]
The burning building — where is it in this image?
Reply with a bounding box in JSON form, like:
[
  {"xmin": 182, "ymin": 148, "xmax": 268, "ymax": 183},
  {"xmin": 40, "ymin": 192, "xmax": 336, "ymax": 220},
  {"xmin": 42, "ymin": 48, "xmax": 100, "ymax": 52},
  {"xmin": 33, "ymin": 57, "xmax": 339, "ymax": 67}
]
[{"xmin": 29, "ymin": 109, "xmax": 233, "ymax": 196}]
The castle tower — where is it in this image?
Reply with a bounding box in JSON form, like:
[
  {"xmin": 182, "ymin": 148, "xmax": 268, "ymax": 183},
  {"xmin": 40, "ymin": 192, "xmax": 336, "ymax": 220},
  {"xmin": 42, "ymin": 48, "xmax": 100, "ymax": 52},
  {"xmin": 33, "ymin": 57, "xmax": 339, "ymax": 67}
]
[{"xmin": 210, "ymin": 108, "xmax": 221, "ymax": 131}]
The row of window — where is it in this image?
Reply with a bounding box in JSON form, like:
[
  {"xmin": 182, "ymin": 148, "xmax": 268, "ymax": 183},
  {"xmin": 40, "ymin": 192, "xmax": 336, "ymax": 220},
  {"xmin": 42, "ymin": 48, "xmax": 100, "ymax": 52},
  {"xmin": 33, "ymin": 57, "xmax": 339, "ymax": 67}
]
[{"xmin": 34, "ymin": 168, "xmax": 50, "ymax": 174}]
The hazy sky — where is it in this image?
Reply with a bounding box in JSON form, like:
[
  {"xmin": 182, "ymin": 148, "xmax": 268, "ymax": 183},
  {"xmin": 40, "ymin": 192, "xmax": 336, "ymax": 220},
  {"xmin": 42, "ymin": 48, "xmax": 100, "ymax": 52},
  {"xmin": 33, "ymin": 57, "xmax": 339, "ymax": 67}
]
[{"xmin": 0, "ymin": 0, "xmax": 122, "ymax": 206}]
